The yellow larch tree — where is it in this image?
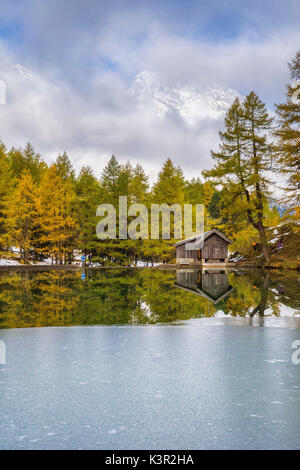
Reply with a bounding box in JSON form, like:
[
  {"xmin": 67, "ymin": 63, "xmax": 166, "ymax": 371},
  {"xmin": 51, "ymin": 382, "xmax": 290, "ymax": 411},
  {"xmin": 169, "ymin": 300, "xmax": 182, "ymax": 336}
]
[
  {"xmin": 37, "ymin": 164, "xmax": 78, "ymax": 264},
  {"xmin": 6, "ymin": 169, "xmax": 39, "ymax": 264}
]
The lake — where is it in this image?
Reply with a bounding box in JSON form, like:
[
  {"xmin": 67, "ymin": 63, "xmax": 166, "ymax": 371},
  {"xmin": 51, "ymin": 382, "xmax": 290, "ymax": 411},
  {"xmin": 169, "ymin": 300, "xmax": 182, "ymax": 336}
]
[{"xmin": 0, "ymin": 267, "xmax": 300, "ymax": 449}]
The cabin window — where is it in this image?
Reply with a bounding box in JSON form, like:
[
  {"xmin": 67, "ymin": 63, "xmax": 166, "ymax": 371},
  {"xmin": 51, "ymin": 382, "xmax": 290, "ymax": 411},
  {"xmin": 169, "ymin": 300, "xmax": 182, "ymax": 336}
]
[{"xmin": 220, "ymin": 258, "xmax": 225, "ymax": 262}]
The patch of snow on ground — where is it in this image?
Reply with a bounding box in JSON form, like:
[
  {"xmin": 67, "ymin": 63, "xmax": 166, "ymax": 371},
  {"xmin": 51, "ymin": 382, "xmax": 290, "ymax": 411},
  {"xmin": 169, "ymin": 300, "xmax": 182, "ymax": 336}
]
[
  {"xmin": 214, "ymin": 310, "xmax": 226, "ymax": 318},
  {"xmin": 229, "ymin": 255, "xmax": 246, "ymax": 262},
  {"xmin": 265, "ymin": 304, "xmax": 298, "ymax": 318},
  {"xmin": 130, "ymin": 261, "xmax": 160, "ymax": 267},
  {"xmin": 0, "ymin": 258, "xmax": 21, "ymax": 266}
]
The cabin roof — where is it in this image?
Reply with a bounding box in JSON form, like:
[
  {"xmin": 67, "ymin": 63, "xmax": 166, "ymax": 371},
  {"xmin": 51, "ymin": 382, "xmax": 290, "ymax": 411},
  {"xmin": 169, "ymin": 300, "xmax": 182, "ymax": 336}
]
[{"xmin": 174, "ymin": 229, "xmax": 232, "ymax": 247}]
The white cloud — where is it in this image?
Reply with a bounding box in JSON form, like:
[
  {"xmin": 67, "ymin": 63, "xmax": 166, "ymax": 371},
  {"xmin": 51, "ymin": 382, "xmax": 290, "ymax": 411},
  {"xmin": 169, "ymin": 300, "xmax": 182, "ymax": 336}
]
[{"xmin": 0, "ymin": 16, "xmax": 299, "ymax": 183}]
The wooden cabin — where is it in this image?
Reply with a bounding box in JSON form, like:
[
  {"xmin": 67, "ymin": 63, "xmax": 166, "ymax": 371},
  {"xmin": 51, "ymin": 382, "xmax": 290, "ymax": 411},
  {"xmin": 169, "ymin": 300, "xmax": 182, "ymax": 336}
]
[{"xmin": 175, "ymin": 229, "xmax": 232, "ymax": 266}]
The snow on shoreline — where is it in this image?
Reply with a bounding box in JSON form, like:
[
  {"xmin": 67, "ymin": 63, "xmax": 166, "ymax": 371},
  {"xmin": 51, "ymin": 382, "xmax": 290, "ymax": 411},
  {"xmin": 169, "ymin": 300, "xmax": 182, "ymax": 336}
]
[{"xmin": 0, "ymin": 258, "xmax": 21, "ymax": 266}]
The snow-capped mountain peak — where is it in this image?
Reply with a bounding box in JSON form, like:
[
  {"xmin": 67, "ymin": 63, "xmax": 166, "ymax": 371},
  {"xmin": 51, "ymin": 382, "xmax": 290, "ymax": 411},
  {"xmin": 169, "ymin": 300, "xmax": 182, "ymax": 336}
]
[{"xmin": 131, "ymin": 70, "xmax": 241, "ymax": 127}]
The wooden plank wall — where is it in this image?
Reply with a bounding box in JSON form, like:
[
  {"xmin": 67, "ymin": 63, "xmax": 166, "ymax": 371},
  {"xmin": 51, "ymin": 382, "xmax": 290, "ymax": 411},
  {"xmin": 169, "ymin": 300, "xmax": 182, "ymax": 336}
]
[
  {"xmin": 202, "ymin": 234, "xmax": 228, "ymax": 260},
  {"xmin": 176, "ymin": 234, "xmax": 228, "ymax": 260},
  {"xmin": 176, "ymin": 245, "xmax": 198, "ymax": 260}
]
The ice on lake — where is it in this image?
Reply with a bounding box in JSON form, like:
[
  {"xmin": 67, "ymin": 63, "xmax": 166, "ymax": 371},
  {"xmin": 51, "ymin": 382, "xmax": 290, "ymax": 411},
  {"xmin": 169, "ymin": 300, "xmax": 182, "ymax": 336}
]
[{"xmin": 0, "ymin": 319, "xmax": 300, "ymax": 450}]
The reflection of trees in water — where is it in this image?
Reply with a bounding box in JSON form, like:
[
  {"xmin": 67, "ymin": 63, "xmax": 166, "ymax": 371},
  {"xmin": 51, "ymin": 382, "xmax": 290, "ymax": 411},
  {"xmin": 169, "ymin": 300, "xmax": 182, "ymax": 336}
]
[
  {"xmin": 31, "ymin": 272, "xmax": 79, "ymax": 325},
  {"xmin": 142, "ymin": 269, "xmax": 216, "ymax": 322},
  {"xmin": 227, "ymin": 270, "xmax": 300, "ymax": 318},
  {"xmin": 250, "ymin": 273, "xmax": 271, "ymax": 317},
  {"xmin": 0, "ymin": 268, "xmax": 299, "ymax": 328},
  {"xmin": 174, "ymin": 269, "xmax": 300, "ymax": 319},
  {"xmin": 0, "ymin": 271, "xmax": 80, "ymax": 328}
]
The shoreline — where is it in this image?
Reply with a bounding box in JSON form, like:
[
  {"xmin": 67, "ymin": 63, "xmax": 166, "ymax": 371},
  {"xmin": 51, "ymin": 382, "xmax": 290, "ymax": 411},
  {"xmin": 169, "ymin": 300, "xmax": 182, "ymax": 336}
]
[{"xmin": 0, "ymin": 262, "xmax": 298, "ymax": 272}]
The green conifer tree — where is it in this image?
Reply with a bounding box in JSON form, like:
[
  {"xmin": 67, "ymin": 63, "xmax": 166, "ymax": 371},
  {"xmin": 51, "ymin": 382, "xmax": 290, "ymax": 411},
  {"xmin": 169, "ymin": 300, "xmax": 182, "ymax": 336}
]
[
  {"xmin": 56, "ymin": 152, "xmax": 76, "ymax": 182},
  {"xmin": 100, "ymin": 155, "xmax": 122, "ymax": 205},
  {"xmin": 0, "ymin": 143, "xmax": 13, "ymax": 254},
  {"xmin": 204, "ymin": 94, "xmax": 274, "ymax": 263},
  {"xmin": 275, "ymin": 50, "xmax": 300, "ymax": 219},
  {"xmin": 75, "ymin": 166, "xmax": 103, "ymax": 262},
  {"xmin": 8, "ymin": 143, "xmax": 47, "ymax": 183}
]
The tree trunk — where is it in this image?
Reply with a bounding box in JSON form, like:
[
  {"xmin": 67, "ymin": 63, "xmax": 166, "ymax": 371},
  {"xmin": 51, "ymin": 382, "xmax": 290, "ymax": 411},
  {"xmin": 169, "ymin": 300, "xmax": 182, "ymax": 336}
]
[
  {"xmin": 258, "ymin": 221, "xmax": 271, "ymax": 263},
  {"xmin": 24, "ymin": 247, "xmax": 29, "ymax": 264},
  {"xmin": 250, "ymin": 272, "xmax": 271, "ymax": 317}
]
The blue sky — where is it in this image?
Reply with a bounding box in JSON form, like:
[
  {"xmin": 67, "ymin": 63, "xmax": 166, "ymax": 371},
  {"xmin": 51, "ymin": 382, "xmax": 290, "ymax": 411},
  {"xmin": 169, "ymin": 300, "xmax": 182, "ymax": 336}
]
[{"xmin": 0, "ymin": 0, "xmax": 299, "ymax": 179}]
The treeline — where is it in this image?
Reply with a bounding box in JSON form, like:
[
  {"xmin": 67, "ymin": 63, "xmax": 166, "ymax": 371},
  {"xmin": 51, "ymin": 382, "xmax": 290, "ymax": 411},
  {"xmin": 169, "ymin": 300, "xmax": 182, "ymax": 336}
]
[
  {"xmin": 0, "ymin": 50, "xmax": 299, "ymax": 265},
  {"xmin": 0, "ymin": 145, "xmax": 221, "ymax": 264}
]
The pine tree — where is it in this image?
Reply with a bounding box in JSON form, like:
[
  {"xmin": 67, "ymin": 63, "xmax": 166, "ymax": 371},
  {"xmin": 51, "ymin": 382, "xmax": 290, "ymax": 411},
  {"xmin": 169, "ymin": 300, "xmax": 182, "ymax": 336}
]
[
  {"xmin": 7, "ymin": 170, "xmax": 39, "ymax": 263},
  {"xmin": 208, "ymin": 191, "xmax": 221, "ymax": 219},
  {"xmin": 38, "ymin": 165, "xmax": 77, "ymax": 264},
  {"xmin": 203, "ymin": 181, "xmax": 214, "ymax": 207},
  {"xmin": 274, "ymin": 50, "xmax": 300, "ymax": 217},
  {"xmin": 99, "ymin": 156, "xmax": 127, "ymax": 264},
  {"xmin": 75, "ymin": 166, "xmax": 103, "ymax": 262},
  {"xmin": 153, "ymin": 158, "xmax": 185, "ymax": 204},
  {"xmin": 184, "ymin": 178, "xmax": 205, "ymax": 205},
  {"xmin": 100, "ymin": 155, "xmax": 122, "ymax": 205},
  {"xmin": 130, "ymin": 164, "xmax": 149, "ymax": 203},
  {"xmin": 204, "ymin": 94, "xmax": 274, "ymax": 263},
  {"xmin": 151, "ymin": 159, "xmax": 185, "ymax": 262},
  {"xmin": 56, "ymin": 152, "xmax": 75, "ymax": 182},
  {"xmin": 243, "ymin": 92, "xmax": 274, "ymax": 262},
  {"xmin": 125, "ymin": 164, "xmax": 149, "ymax": 265},
  {"xmin": 0, "ymin": 142, "xmax": 12, "ymax": 254},
  {"xmin": 203, "ymin": 181, "xmax": 214, "ymax": 226},
  {"xmin": 118, "ymin": 161, "xmax": 133, "ymax": 200},
  {"xmin": 9, "ymin": 143, "xmax": 47, "ymax": 183}
]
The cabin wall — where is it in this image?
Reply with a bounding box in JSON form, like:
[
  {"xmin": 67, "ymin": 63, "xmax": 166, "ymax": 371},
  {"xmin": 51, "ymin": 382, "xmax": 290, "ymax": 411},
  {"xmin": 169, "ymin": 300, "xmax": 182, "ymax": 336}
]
[
  {"xmin": 176, "ymin": 233, "xmax": 229, "ymax": 265},
  {"xmin": 201, "ymin": 271, "xmax": 231, "ymax": 300},
  {"xmin": 202, "ymin": 234, "xmax": 228, "ymax": 262},
  {"xmin": 176, "ymin": 245, "xmax": 200, "ymax": 265}
]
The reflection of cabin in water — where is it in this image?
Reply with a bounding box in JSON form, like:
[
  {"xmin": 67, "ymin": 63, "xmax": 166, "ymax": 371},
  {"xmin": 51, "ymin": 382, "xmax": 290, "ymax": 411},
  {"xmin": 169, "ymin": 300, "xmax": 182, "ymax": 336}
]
[
  {"xmin": 175, "ymin": 229, "xmax": 232, "ymax": 266},
  {"xmin": 175, "ymin": 269, "xmax": 233, "ymax": 304}
]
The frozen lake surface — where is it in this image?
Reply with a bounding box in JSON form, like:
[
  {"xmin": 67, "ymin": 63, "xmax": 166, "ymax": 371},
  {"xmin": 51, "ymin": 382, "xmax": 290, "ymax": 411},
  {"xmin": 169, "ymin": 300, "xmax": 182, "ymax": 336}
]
[{"xmin": 1, "ymin": 318, "xmax": 300, "ymax": 450}]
